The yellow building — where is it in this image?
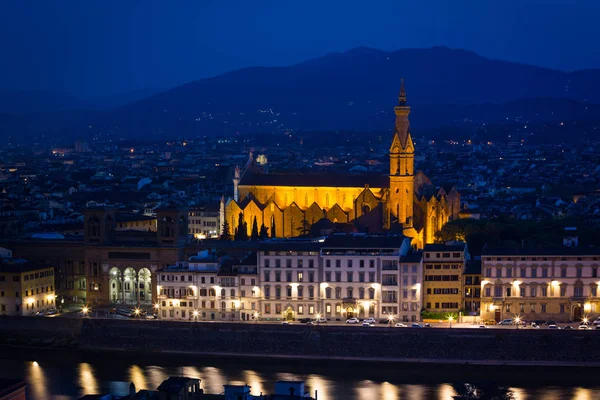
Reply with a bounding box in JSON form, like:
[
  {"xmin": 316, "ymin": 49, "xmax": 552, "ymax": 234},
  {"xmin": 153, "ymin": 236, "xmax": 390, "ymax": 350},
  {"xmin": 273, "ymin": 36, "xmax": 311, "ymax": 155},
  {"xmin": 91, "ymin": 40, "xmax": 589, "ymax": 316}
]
[
  {"xmin": 423, "ymin": 243, "xmax": 468, "ymax": 314},
  {"xmin": 223, "ymin": 80, "xmax": 460, "ymax": 248},
  {"xmin": 0, "ymin": 258, "xmax": 56, "ymax": 316}
]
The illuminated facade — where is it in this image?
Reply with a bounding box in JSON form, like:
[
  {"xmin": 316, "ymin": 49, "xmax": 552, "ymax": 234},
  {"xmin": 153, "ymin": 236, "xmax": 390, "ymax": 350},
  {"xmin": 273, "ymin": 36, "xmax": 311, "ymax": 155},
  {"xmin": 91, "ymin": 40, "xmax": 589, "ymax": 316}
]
[
  {"xmin": 422, "ymin": 243, "xmax": 468, "ymax": 314},
  {"xmin": 480, "ymin": 248, "xmax": 600, "ymax": 323},
  {"xmin": 224, "ymin": 81, "xmax": 459, "ymax": 249},
  {"xmin": 256, "ymin": 235, "xmax": 418, "ymax": 321},
  {"xmin": 0, "ymin": 259, "xmax": 56, "ymax": 316}
]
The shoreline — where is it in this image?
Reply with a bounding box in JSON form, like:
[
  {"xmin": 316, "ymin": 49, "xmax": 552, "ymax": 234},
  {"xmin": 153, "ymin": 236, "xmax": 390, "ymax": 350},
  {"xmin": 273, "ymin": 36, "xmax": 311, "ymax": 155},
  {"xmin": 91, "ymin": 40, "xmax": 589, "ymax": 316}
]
[{"xmin": 3, "ymin": 343, "xmax": 600, "ymax": 369}]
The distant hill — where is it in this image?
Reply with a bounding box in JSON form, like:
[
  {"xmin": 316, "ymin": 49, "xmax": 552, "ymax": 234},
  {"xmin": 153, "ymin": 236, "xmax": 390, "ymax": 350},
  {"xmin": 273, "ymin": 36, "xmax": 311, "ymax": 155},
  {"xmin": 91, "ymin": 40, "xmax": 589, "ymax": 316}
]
[{"xmin": 2, "ymin": 46, "xmax": 600, "ymax": 141}]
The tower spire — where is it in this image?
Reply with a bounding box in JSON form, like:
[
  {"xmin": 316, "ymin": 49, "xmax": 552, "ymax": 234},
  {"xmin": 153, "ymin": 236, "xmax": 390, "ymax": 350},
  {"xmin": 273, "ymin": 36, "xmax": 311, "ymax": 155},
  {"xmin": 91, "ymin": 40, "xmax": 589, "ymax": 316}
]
[{"xmin": 398, "ymin": 77, "xmax": 407, "ymax": 106}]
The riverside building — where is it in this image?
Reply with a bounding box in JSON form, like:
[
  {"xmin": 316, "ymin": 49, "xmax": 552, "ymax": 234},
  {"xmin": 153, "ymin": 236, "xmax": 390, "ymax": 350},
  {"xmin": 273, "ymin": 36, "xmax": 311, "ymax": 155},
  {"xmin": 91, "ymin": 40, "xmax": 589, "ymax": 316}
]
[
  {"xmin": 480, "ymin": 245, "xmax": 600, "ymax": 323},
  {"xmin": 422, "ymin": 243, "xmax": 469, "ymax": 315},
  {"xmin": 0, "ymin": 258, "xmax": 56, "ymax": 316}
]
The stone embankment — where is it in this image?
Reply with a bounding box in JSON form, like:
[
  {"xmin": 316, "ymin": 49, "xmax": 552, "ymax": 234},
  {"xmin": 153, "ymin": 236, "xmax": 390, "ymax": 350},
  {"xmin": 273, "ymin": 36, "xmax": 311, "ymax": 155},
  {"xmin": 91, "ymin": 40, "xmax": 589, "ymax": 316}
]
[{"xmin": 1, "ymin": 316, "xmax": 598, "ymax": 366}]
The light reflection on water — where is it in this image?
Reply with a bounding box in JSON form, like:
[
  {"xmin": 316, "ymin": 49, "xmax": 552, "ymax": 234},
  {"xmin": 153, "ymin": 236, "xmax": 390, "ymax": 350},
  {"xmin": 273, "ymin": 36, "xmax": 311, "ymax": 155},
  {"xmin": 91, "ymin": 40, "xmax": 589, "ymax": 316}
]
[{"xmin": 5, "ymin": 358, "xmax": 599, "ymax": 400}]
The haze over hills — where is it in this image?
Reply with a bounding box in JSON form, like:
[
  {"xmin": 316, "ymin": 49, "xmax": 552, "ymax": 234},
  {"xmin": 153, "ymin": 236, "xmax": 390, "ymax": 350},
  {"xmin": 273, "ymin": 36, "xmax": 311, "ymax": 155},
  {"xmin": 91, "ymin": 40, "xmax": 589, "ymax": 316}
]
[{"xmin": 1, "ymin": 46, "xmax": 600, "ymax": 142}]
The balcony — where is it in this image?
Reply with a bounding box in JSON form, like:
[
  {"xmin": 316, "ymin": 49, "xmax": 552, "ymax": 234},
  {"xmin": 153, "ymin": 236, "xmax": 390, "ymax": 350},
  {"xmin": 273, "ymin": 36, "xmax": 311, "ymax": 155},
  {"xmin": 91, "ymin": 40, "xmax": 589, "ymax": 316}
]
[{"xmin": 382, "ymin": 281, "xmax": 398, "ymax": 286}]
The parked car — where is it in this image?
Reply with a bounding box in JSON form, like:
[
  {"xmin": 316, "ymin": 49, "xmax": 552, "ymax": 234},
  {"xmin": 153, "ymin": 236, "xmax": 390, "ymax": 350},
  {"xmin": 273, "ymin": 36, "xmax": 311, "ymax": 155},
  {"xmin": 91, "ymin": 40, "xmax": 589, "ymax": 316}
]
[
  {"xmin": 362, "ymin": 322, "xmax": 374, "ymax": 327},
  {"xmin": 499, "ymin": 319, "xmax": 513, "ymax": 325},
  {"xmin": 546, "ymin": 320, "xmax": 557, "ymax": 326},
  {"xmin": 547, "ymin": 324, "xmax": 559, "ymax": 329},
  {"xmin": 530, "ymin": 323, "xmax": 540, "ymax": 329},
  {"xmin": 363, "ymin": 317, "xmax": 376, "ymax": 324},
  {"xmin": 578, "ymin": 324, "xmax": 590, "ymax": 330},
  {"xmin": 46, "ymin": 309, "xmax": 57, "ymax": 315},
  {"xmin": 145, "ymin": 313, "xmax": 157, "ymax": 319},
  {"xmin": 424, "ymin": 323, "xmax": 432, "ymax": 328},
  {"xmin": 533, "ymin": 320, "xmax": 547, "ymax": 325},
  {"xmin": 478, "ymin": 325, "xmax": 488, "ymax": 329},
  {"xmin": 298, "ymin": 318, "xmax": 312, "ymax": 324},
  {"xmin": 411, "ymin": 323, "xmax": 423, "ymax": 328},
  {"xmin": 35, "ymin": 311, "xmax": 45, "ymax": 317},
  {"xmin": 281, "ymin": 321, "xmax": 291, "ymax": 325},
  {"xmin": 484, "ymin": 319, "xmax": 497, "ymax": 325},
  {"xmin": 563, "ymin": 325, "xmax": 574, "ymax": 330},
  {"xmin": 592, "ymin": 318, "xmax": 600, "ymax": 326},
  {"xmin": 346, "ymin": 318, "xmax": 360, "ymax": 324},
  {"xmin": 395, "ymin": 323, "xmax": 407, "ymax": 328},
  {"xmin": 314, "ymin": 317, "xmax": 327, "ymax": 324}
]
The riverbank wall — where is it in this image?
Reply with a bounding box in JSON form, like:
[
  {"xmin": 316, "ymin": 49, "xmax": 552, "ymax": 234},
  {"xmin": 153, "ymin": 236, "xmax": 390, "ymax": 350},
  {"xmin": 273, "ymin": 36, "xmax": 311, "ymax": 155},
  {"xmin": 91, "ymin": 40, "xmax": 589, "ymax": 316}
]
[{"xmin": 1, "ymin": 317, "xmax": 598, "ymax": 366}]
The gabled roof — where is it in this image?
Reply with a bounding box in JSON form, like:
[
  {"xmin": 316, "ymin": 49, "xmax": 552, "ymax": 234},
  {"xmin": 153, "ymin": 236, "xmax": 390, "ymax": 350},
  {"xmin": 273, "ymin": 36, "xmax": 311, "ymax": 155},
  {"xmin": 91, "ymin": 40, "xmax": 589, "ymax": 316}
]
[{"xmin": 239, "ymin": 169, "xmax": 388, "ymax": 188}]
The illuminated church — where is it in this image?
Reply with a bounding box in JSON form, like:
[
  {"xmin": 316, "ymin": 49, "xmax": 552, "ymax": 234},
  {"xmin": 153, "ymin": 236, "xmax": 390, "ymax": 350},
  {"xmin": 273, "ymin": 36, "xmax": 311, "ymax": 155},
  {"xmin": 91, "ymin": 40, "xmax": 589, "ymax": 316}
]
[{"xmin": 222, "ymin": 80, "xmax": 459, "ymax": 248}]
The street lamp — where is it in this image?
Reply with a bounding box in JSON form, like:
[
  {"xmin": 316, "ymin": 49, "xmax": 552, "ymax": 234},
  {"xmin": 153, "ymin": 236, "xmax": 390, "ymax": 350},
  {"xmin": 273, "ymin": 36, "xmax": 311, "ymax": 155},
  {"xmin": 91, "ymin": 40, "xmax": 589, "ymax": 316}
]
[
  {"xmin": 448, "ymin": 315, "xmax": 454, "ymax": 328},
  {"xmin": 582, "ymin": 317, "xmax": 589, "ymax": 325},
  {"xmin": 253, "ymin": 311, "xmax": 260, "ymax": 324},
  {"xmin": 81, "ymin": 306, "xmax": 89, "ymax": 317},
  {"xmin": 315, "ymin": 313, "xmax": 322, "ymax": 325},
  {"xmin": 134, "ymin": 308, "xmax": 141, "ymax": 318},
  {"xmin": 387, "ymin": 314, "xmax": 395, "ymax": 327},
  {"xmin": 192, "ymin": 310, "xmax": 199, "ymax": 321},
  {"xmin": 514, "ymin": 316, "xmax": 521, "ymax": 329}
]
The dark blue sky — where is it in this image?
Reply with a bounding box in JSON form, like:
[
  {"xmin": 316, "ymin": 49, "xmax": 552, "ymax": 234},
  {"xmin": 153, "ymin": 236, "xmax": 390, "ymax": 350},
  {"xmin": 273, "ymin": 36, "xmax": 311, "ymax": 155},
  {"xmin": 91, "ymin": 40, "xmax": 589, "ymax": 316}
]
[{"xmin": 1, "ymin": 0, "xmax": 598, "ymax": 97}]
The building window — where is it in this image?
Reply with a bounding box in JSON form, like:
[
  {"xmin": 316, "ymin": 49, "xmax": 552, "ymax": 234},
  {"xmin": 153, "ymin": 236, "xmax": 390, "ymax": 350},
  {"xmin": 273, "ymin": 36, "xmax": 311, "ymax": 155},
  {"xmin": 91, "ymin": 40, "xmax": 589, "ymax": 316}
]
[
  {"xmin": 531, "ymin": 268, "xmax": 537, "ymax": 278},
  {"xmin": 520, "ymin": 268, "xmax": 526, "ymax": 278},
  {"xmin": 541, "ymin": 304, "xmax": 546, "ymax": 313},
  {"xmin": 530, "ymin": 287, "xmax": 537, "ymax": 297},
  {"xmin": 335, "ymin": 287, "xmax": 342, "ymax": 299},
  {"xmin": 560, "ymin": 286, "xmax": 567, "ymax": 297},
  {"xmin": 561, "ymin": 269, "xmax": 567, "ymax": 278},
  {"xmin": 506, "ymin": 287, "xmax": 511, "ymax": 297},
  {"xmin": 298, "ymin": 286, "xmax": 303, "ymax": 299},
  {"xmin": 576, "ymin": 269, "xmax": 583, "ymax": 278},
  {"xmin": 541, "ymin": 286, "xmax": 547, "ymax": 297},
  {"xmin": 347, "ymin": 272, "xmax": 353, "ymax": 282},
  {"xmin": 560, "ymin": 304, "xmax": 565, "ymax": 313},
  {"xmin": 297, "ymin": 272, "xmax": 303, "ymax": 282}
]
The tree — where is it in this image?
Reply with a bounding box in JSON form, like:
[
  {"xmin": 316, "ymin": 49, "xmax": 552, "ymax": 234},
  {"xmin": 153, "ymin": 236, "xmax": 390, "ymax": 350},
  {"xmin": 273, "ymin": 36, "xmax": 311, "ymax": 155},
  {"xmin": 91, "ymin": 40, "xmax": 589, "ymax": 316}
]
[
  {"xmin": 220, "ymin": 220, "xmax": 231, "ymax": 241},
  {"xmin": 271, "ymin": 219, "xmax": 276, "ymax": 238},
  {"xmin": 234, "ymin": 212, "xmax": 249, "ymax": 241},
  {"xmin": 297, "ymin": 219, "xmax": 312, "ymax": 236},
  {"xmin": 251, "ymin": 216, "xmax": 259, "ymax": 241},
  {"xmin": 259, "ymin": 223, "xmax": 269, "ymax": 240}
]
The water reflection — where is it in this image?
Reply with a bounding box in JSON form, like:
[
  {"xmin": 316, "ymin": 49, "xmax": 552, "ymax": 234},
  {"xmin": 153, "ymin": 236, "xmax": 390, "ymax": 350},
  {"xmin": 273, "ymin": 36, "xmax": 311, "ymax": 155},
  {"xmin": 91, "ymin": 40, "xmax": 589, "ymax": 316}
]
[
  {"xmin": 128, "ymin": 365, "xmax": 147, "ymax": 391},
  {"xmin": 3, "ymin": 356, "xmax": 599, "ymax": 400},
  {"xmin": 27, "ymin": 360, "xmax": 47, "ymax": 400},
  {"xmin": 243, "ymin": 370, "xmax": 265, "ymax": 396}
]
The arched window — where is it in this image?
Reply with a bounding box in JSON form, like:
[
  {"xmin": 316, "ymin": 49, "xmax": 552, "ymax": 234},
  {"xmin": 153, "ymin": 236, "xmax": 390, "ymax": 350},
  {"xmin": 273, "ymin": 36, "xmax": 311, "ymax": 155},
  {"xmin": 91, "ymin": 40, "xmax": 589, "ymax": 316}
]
[
  {"xmin": 325, "ymin": 287, "xmax": 332, "ymax": 299},
  {"xmin": 209, "ymin": 289, "xmax": 216, "ymax": 296},
  {"xmin": 359, "ymin": 287, "xmax": 365, "ymax": 299},
  {"xmin": 221, "ymin": 301, "xmax": 226, "ymax": 310},
  {"xmin": 369, "ymin": 288, "xmax": 375, "ymax": 300},
  {"xmin": 230, "ymin": 289, "xmax": 235, "ymax": 297},
  {"xmin": 220, "ymin": 288, "xmax": 226, "ymax": 297},
  {"xmin": 347, "ymin": 288, "xmax": 353, "ymax": 298}
]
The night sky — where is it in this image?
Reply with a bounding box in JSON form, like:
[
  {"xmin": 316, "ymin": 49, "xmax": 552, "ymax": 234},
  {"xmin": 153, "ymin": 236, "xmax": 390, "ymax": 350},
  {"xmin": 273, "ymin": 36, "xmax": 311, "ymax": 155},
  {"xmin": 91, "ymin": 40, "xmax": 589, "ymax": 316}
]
[{"xmin": 1, "ymin": 0, "xmax": 598, "ymax": 97}]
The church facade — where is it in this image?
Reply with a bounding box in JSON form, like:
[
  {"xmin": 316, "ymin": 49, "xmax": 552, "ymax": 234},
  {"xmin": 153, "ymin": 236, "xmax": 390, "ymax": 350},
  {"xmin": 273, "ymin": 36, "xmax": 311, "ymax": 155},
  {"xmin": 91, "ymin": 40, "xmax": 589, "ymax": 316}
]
[{"xmin": 223, "ymin": 81, "xmax": 459, "ymax": 249}]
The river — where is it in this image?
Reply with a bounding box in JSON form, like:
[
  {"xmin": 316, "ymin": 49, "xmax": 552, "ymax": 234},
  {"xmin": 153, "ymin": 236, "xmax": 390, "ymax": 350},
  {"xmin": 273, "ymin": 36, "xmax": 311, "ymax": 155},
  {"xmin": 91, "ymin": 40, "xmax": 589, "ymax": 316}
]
[{"xmin": 0, "ymin": 348, "xmax": 597, "ymax": 400}]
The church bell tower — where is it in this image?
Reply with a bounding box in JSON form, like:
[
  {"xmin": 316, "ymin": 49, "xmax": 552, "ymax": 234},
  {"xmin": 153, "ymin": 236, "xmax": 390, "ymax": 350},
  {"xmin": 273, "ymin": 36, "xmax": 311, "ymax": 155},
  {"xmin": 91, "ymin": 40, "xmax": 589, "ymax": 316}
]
[{"xmin": 388, "ymin": 78, "xmax": 415, "ymax": 227}]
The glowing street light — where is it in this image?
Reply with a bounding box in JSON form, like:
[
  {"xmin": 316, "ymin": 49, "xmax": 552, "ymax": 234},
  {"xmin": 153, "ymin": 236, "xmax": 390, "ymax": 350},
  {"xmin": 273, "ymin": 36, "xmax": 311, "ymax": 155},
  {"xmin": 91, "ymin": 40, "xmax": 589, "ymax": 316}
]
[
  {"xmin": 315, "ymin": 313, "xmax": 322, "ymax": 325},
  {"xmin": 253, "ymin": 311, "xmax": 260, "ymax": 324},
  {"xmin": 582, "ymin": 317, "xmax": 589, "ymax": 325},
  {"xmin": 514, "ymin": 316, "xmax": 521, "ymax": 329},
  {"xmin": 448, "ymin": 315, "xmax": 454, "ymax": 328},
  {"xmin": 387, "ymin": 314, "xmax": 395, "ymax": 326},
  {"xmin": 81, "ymin": 306, "xmax": 89, "ymax": 317},
  {"xmin": 192, "ymin": 310, "xmax": 199, "ymax": 321},
  {"xmin": 154, "ymin": 303, "xmax": 160, "ymax": 310},
  {"xmin": 133, "ymin": 308, "xmax": 141, "ymax": 317}
]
